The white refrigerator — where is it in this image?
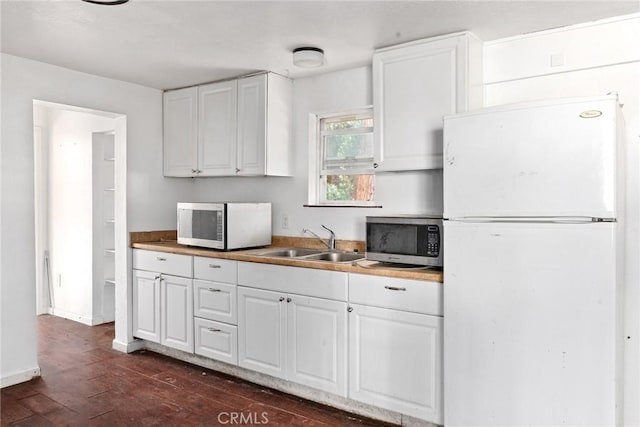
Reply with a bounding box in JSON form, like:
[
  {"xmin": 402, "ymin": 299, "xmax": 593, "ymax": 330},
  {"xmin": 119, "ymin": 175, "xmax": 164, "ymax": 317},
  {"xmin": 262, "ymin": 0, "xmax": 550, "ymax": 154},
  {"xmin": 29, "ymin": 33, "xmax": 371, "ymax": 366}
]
[{"xmin": 442, "ymin": 95, "xmax": 624, "ymax": 426}]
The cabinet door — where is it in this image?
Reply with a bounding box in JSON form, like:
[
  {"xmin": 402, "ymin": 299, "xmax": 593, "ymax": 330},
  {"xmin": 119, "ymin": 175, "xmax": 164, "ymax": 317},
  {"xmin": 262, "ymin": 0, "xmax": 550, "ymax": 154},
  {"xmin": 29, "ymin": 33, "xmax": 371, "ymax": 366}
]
[
  {"xmin": 160, "ymin": 275, "xmax": 193, "ymax": 353},
  {"xmin": 373, "ymin": 33, "xmax": 470, "ymax": 171},
  {"xmin": 287, "ymin": 294, "xmax": 347, "ymax": 396},
  {"xmin": 198, "ymin": 80, "xmax": 238, "ymax": 176},
  {"xmin": 236, "ymin": 74, "xmax": 266, "ymax": 176},
  {"xmin": 349, "ymin": 304, "xmax": 443, "ymax": 424},
  {"xmin": 163, "ymin": 87, "xmax": 198, "ymax": 177},
  {"xmin": 237, "ymin": 286, "xmax": 287, "ymax": 379},
  {"xmin": 132, "ymin": 270, "xmax": 161, "ymax": 343}
]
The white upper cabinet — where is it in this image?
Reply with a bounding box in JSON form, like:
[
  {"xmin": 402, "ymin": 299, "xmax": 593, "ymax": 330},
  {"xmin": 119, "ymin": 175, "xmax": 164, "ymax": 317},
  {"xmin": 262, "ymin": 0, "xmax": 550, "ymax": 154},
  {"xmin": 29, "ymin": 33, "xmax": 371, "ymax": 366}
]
[
  {"xmin": 373, "ymin": 31, "xmax": 483, "ymax": 171},
  {"xmin": 163, "ymin": 72, "xmax": 292, "ymax": 177},
  {"xmin": 163, "ymin": 87, "xmax": 198, "ymax": 177},
  {"xmin": 236, "ymin": 75, "xmax": 266, "ymax": 176},
  {"xmin": 198, "ymin": 80, "xmax": 238, "ymax": 176}
]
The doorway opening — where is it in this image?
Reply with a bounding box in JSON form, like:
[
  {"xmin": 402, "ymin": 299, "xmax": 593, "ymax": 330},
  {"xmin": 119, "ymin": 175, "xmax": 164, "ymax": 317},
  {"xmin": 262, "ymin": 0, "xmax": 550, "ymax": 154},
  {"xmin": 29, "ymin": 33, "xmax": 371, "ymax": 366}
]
[{"xmin": 33, "ymin": 100, "xmax": 127, "ymax": 326}]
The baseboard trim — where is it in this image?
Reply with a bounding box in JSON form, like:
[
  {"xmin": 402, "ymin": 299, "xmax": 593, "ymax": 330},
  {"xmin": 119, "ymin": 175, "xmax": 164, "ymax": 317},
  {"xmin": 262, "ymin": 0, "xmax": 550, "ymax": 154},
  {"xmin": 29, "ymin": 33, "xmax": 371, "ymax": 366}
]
[
  {"xmin": 112, "ymin": 338, "xmax": 144, "ymax": 353},
  {"xmin": 50, "ymin": 308, "xmax": 107, "ymax": 326},
  {"xmin": 1, "ymin": 366, "xmax": 41, "ymax": 388}
]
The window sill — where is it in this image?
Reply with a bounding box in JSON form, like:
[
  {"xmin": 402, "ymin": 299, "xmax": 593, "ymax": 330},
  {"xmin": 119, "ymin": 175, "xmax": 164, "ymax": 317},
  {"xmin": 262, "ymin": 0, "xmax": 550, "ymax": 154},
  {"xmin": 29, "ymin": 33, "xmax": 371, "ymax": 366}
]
[{"xmin": 303, "ymin": 204, "xmax": 383, "ymax": 208}]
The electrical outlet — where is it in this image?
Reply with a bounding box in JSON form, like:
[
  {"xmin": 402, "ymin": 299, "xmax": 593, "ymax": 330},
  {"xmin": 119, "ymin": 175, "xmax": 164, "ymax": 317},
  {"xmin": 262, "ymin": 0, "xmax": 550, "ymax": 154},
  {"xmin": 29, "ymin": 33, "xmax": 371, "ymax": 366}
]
[{"xmin": 281, "ymin": 213, "xmax": 290, "ymax": 230}]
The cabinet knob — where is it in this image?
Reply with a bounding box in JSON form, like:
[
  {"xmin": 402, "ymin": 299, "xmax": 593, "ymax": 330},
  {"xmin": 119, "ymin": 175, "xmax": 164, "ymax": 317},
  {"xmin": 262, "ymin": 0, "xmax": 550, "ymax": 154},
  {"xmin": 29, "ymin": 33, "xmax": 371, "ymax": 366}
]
[
  {"xmin": 384, "ymin": 286, "xmax": 407, "ymax": 291},
  {"xmin": 207, "ymin": 288, "xmax": 221, "ymax": 292},
  {"xmin": 196, "ymin": 169, "xmax": 202, "ymax": 174},
  {"xmin": 191, "ymin": 169, "xmax": 197, "ymax": 174},
  {"xmin": 286, "ymin": 297, "xmax": 292, "ymax": 303},
  {"xmin": 279, "ymin": 297, "xmax": 285, "ymax": 302},
  {"xmin": 347, "ymin": 306, "xmax": 353, "ymax": 312},
  {"xmin": 373, "ymin": 163, "xmax": 379, "ymax": 168},
  {"xmin": 235, "ymin": 168, "xmax": 241, "ymax": 174}
]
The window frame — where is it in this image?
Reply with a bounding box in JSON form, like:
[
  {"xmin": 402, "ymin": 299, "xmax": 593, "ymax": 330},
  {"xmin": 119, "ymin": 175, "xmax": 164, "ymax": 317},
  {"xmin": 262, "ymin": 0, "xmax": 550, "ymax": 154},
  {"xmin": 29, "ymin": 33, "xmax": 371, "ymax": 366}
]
[{"xmin": 307, "ymin": 106, "xmax": 377, "ymax": 207}]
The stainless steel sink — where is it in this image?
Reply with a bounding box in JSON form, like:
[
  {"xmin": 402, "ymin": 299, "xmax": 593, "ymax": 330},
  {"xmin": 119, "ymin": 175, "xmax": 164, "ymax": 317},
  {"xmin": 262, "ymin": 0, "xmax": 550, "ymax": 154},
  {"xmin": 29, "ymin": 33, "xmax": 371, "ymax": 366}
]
[
  {"xmin": 302, "ymin": 252, "xmax": 364, "ymax": 263},
  {"xmin": 257, "ymin": 248, "xmax": 323, "ymax": 258},
  {"xmin": 256, "ymin": 248, "xmax": 364, "ymax": 263}
]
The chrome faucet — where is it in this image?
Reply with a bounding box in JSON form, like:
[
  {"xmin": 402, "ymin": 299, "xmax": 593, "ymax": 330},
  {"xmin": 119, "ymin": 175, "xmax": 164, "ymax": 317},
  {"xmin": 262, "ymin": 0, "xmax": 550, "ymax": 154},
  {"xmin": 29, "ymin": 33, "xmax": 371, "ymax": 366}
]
[{"xmin": 302, "ymin": 225, "xmax": 336, "ymax": 251}]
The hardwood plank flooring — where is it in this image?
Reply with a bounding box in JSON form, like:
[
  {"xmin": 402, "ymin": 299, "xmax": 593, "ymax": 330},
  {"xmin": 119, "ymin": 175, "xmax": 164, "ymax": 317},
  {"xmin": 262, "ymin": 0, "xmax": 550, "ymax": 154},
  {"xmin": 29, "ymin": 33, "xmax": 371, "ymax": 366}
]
[{"xmin": 1, "ymin": 315, "xmax": 392, "ymax": 426}]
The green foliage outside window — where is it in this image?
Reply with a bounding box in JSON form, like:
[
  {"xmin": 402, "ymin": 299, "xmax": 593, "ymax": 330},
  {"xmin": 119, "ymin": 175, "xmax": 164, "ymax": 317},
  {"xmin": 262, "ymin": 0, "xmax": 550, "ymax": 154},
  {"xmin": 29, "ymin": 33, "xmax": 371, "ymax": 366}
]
[{"xmin": 322, "ymin": 117, "xmax": 374, "ymax": 202}]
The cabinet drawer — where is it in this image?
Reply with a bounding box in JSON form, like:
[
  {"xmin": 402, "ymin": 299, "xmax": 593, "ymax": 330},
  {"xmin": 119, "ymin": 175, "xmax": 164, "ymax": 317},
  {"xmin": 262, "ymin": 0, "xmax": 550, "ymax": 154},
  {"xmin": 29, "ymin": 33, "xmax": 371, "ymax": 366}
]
[
  {"xmin": 193, "ymin": 280, "xmax": 237, "ymax": 324},
  {"xmin": 133, "ymin": 249, "xmax": 193, "ymax": 277},
  {"xmin": 194, "ymin": 318, "xmax": 238, "ymax": 365},
  {"xmin": 238, "ymin": 262, "xmax": 347, "ymax": 301},
  {"xmin": 194, "ymin": 257, "xmax": 237, "ymax": 283},
  {"xmin": 349, "ymin": 274, "xmax": 442, "ymax": 316}
]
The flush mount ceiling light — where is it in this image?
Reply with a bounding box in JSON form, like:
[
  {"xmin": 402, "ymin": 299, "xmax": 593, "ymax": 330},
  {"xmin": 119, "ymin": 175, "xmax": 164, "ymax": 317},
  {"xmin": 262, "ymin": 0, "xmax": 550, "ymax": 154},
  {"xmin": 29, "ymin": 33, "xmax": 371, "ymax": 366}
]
[
  {"xmin": 81, "ymin": 0, "xmax": 130, "ymax": 5},
  {"xmin": 293, "ymin": 47, "xmax": 325, "ymax": 68}
]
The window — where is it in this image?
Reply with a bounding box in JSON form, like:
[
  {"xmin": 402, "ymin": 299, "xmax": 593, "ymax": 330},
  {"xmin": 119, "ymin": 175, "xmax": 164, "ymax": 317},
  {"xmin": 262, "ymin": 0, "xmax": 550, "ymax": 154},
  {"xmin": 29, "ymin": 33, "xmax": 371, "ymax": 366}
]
[{"xmin": 308, "ymin": 108, "xmax": 376, "ymax": 206}]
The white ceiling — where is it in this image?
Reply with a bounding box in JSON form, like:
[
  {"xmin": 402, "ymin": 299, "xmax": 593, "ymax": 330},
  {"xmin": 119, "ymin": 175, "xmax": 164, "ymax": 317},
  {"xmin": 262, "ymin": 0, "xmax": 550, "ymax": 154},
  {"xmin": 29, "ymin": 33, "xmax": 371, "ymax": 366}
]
[{"xmin": 1, "ymin": 1, "xmax": 638, "ymax": 90}]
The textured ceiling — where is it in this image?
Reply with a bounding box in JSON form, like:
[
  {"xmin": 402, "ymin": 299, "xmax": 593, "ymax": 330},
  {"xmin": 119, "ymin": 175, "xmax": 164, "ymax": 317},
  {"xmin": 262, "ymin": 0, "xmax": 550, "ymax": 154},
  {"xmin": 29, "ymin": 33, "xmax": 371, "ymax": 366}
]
[{"xmin": 1, "ymin": 1, "xmax": 638, "ymax": 90}]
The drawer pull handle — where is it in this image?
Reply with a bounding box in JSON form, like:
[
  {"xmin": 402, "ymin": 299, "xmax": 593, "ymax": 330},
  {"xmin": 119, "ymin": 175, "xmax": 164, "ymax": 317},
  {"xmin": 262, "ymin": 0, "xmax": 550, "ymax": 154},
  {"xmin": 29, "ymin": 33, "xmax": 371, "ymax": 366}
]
[
  {"xmin": 207, "ymin": 328, "xmax": 221, "ymax": 332},
  {"xmin": 208, "ymin": 288, "xmax": 221, "ymax": 292},
  {"xmin": 156, "ymin": 257, "xmax": 166, "ymax": 261},
  {"xmin": 384, "ymin": 286, "xmax": 407, "ymax": 291},
  {"xmin": 209, "ymin": 264, "xmax": 221, "ymax": 269}
]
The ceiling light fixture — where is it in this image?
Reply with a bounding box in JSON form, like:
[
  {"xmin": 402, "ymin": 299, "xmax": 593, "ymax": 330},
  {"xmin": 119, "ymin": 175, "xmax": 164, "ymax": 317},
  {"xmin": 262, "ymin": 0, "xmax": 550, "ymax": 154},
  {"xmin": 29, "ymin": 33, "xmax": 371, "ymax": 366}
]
[
  {"xmin": 292, "ymin": 47, "xmax": 325, "ymax": 68},
  {"xmin": 81, "ymin": 0, "xmax": 130, "ymax": 5}
]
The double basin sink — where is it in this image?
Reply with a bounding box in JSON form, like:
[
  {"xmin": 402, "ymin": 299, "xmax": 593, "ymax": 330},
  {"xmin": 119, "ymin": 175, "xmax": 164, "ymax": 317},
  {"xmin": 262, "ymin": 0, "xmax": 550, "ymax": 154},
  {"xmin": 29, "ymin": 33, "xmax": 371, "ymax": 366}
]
[{"xmin": 256, "ymin": 247, "xmax": 364, "ymax": 263}]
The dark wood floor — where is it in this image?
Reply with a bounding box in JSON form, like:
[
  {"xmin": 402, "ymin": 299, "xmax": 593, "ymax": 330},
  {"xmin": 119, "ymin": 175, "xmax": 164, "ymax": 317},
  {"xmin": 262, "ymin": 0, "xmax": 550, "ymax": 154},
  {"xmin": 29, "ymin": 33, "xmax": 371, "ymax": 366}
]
[{"xmin": 1, "ymin": 315, "xmax": 391, "ymax": 426}]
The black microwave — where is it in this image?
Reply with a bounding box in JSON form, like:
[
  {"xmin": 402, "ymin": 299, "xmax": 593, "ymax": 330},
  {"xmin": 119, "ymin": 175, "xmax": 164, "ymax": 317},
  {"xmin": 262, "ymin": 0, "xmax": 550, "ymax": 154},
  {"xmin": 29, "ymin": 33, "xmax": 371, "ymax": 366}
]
[{"xmin": 365, "ymin": 215, "xmax": 443, "ymax": 267}]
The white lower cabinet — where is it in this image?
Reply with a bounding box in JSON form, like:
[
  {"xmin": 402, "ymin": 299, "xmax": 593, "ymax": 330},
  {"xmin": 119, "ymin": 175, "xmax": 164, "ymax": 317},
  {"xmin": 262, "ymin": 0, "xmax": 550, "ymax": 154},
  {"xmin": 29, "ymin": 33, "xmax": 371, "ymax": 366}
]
[
  {"xmin": 194, "ymin": 317, "xmax": 238, "ymax": 365},
  {"xmin": 133, "ymin": 270, "xmax": 194, "ymax": 353},
  {"xmin": 237, "ymin": 285, "xmax": 347, "ymax": 396},
  {"xmin": 132, "ymin": 249, "xmax": 194, "ymax": 353},
  {"xmin": 348, "ymin": 303, "xmax": 443, "ymax": 424},
  {"xmin": 160, "ymin": 274, "xmax": 193, "ymax": 353},
  {"xmin": 132, "ymin": 251, "xmax": 443, "ymax": 423},
  {"xmin": 237, "ymin": 287, "xmax": 288, "ymax": 378},
  {"xmin": 192, "ymin": 258, "xmax": 239, "ymax": 365},
  {"xmin": 288, "ymin": 294, "xmax": 347, "ymax": 396},
  {"xmin": 193, "ymin": 280, "xmax": 237, "ymax": 324},
  {"xmin": 132, "ymin": 269, "xmax": 161, "ymax": 342}
]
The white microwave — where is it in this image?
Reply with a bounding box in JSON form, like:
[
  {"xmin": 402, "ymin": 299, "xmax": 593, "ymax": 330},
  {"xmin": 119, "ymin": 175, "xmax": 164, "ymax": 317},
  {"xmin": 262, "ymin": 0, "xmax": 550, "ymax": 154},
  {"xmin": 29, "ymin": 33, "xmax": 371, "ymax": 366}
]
[
  {"xmin": 366, "ymin": 215, "xmax": 443, "ymax": 267},
  {"xmin": 177, "ymin": 202, "xmax": 272, "ymax": 250}
]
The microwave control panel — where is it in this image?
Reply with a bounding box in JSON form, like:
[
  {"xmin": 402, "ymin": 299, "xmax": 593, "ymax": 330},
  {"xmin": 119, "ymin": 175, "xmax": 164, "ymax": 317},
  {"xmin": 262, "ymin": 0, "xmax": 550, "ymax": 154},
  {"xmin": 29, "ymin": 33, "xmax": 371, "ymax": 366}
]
[{"xmin": 426, "ymin": 225, "xmax": 440, "ymax": 257}]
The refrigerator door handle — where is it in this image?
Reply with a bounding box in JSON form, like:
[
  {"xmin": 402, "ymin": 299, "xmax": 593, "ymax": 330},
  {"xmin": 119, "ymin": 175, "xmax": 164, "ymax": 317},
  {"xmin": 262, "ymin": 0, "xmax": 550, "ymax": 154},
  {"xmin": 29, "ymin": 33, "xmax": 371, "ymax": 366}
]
[{"xmin": 446, "ymin": 216, "xmax": 616, "ymax": 224}]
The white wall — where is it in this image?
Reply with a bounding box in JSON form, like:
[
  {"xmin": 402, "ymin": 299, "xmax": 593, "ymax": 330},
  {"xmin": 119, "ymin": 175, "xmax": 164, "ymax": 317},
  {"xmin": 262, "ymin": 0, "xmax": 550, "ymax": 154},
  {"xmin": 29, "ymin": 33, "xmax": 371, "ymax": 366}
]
[
  {"xmin": 483, "ymin": 14, "xmax": 640, "ymax": 425},
  {"xmin": 0, "ymin": 53, "xmax": 191, "ymax": 386},
  {"xmin": 33, "ymin": 105, "xmax": 49, "ymax": 315},
  {"xmin": 193, "ymin": 66, "xmax": 444, "ymax": 240},
  {"xmin": 45, "ymin": 108, "xmax": 114, "ymax": 324}
]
